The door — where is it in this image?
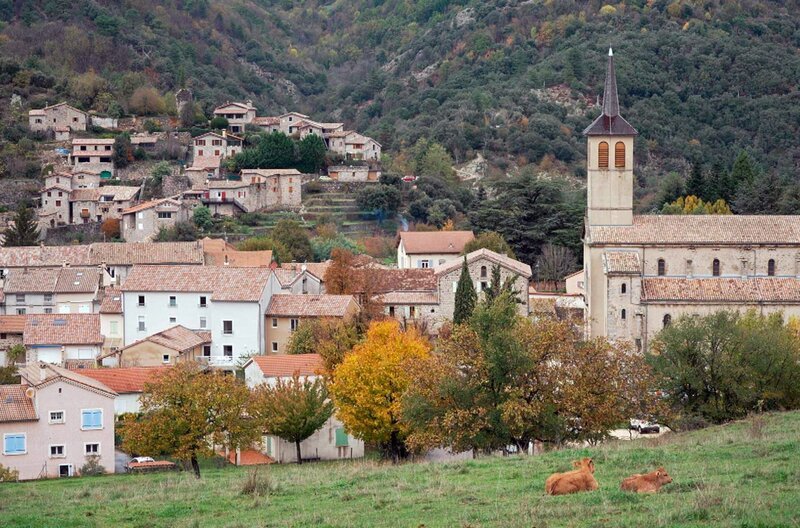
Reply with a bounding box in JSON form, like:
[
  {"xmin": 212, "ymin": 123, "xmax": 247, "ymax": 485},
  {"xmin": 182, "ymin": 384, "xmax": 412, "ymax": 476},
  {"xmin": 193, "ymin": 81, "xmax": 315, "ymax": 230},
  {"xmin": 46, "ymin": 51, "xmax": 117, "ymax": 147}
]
[
  {"xmin": 59, "ymin": 464, "xmax": 73, "ymax": 477},
  {"xmin": 221, "ymin": 192, "xmax": 227, "ymax": 201}
]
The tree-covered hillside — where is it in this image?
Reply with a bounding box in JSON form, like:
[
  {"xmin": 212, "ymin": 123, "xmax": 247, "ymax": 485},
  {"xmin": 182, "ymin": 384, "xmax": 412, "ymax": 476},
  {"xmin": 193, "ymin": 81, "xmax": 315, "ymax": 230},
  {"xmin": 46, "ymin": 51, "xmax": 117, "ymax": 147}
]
[{"xmin": 1, "ymin": 1, "xmax": 799, "ymax": 208}]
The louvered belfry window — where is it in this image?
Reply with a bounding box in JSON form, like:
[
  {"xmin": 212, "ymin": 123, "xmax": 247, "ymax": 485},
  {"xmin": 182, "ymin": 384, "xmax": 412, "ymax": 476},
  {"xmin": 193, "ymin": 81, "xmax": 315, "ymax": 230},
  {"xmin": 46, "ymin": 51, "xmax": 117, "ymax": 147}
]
[
  {"xmin": 615, "ymin": 141, "xmax": 626, "ymax": 168},
  {"xmin": 598, "ymin": 142, "xmax": 609, "ymax": 168}
]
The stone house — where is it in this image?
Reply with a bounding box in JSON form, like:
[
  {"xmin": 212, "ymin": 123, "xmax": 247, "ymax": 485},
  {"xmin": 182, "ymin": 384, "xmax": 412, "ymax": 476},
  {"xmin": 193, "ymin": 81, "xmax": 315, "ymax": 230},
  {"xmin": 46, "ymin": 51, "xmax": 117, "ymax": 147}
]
[
  {"xmin": 70, "ymin": 138, "xmax": 115, "ymax": 179},
  {"xmin": 327, "ymin": 165, "xmax": 380, "ymax": 182},
  {"xmin": 2, "ymin": 266, "xmax": 105, "ymax": 316},
  {"xmin": 100, "ymin": 325, "xmax": 211, "ymax": 368},
  {"xmin": 328, "ymin": 131, "xmax": 381, "ymax": 161},
  {"xmin": 0, "ymin": 362, "xmax": 116, "ymax": 480},
  {"xmin": 23, "ymin": 314, "xmax": 104, "ymax": 367},
  {"xmin": 397, "ymin": 230, "xmax": 475, "ymax": 269},
  {"xmin": 264, "ymin": 294, "xmax": 359, "ymax": 354},
  {"xmin": 0, "ymin": 315, "xmax": 26, "ymax": 367},
  {"xmin": 252, "ymin": 116, "xmax": 281, "ymax": 134},
  {"xmin": 69, "ymin": 186, "xmax": 140, "ymax": 225},
  {"xmin": 242, "ymin": 353, "xmax": 364, "ymax": 463},
  {"xmin": 191, "ymin": 131, "xmax": 243, "ymax": 164},
  {"xmin": 120, "ymin": 198, "xmax": 189, "ymax": 243},
  {"xmin": 202, "ymin": 169, "xmax": 302, "ymax": 216},
  {"xmin": 213, "ymin": 102, "xmax": 257, "ymax": 134},
  {"xmin": 28, "ymin": 103, "xmax": 88, "ymax": 136},
  {"xmin": 39, "ymin": 170, "xmax": 105, "ymax": 229},
  {"xmin": 273, "ymin": 262, "xmax": 330, "ymax": 295}
]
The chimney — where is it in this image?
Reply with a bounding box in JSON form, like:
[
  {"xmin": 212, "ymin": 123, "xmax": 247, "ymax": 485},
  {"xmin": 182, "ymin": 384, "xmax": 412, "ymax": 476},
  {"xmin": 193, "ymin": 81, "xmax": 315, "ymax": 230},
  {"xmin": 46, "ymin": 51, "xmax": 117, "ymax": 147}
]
[{"xmin": 39, "ymin": 362, "xmax": 47, "ymax": 382}]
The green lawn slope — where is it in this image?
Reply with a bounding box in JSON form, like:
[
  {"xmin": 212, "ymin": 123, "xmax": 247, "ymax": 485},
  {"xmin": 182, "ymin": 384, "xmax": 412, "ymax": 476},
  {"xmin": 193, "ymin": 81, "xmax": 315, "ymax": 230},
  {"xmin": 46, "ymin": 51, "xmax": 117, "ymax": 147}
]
[{"xmin": 1, "ymin": 411, "xmax": 799, "ymax": 528}]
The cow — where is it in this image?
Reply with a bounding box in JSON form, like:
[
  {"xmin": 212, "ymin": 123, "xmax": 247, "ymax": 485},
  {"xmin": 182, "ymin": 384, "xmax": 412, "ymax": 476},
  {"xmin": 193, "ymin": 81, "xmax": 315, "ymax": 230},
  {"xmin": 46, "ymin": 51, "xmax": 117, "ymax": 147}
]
[
  {"xmin": 545, "ymin": 457, "xmax": 599, "ymax": 495},
  {"xmin": 620, "ymin": 467, "xmax": 673, "ymax": 493}
]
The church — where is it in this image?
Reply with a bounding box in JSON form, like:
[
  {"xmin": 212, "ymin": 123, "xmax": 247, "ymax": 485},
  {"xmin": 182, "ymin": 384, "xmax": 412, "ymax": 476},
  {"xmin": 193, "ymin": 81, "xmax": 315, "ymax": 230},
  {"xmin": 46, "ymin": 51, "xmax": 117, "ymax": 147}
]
[{"xmin": 582, "ymin": 49, "xmax": 800, "ymax": 351}]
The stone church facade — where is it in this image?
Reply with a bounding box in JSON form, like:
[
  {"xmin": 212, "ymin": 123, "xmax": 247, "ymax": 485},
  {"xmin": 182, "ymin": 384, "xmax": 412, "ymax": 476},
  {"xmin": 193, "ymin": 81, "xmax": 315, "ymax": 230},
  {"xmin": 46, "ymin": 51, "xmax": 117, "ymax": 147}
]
[{"xmin": 583, "ymin": 49, "xmax": 800, "ymax": 351}]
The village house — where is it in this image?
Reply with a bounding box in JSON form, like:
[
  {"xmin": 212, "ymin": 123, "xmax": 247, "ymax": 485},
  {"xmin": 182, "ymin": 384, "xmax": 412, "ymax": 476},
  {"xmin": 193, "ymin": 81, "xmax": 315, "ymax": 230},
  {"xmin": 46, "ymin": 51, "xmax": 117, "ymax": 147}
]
[
  {"xmin": 252, "ymin": 116, "xmax": 281, "ymax": 134},
  {"xmin": 202, "ymin": 168, "xmax": 302, "ymax": 216},
  {"xmin": 120, "ymin": 266, "xmax": 274, "ymax": 369},
  {"xmin": 98, "ymin": 286, "xmax": 123, "ymax": 353},
  {"xmin": 70, "ymin": 138, "xmax": 115, "ymax": 179},
  {"xmin": 39, "ymin": 170, "xmax": 126, "ymax": 229},
  {"xmin": 184, "ymin": 157, "xmax": 222, "ymax": 186},
  {"xmin": 327, "ymin": 165, "xmax": 380, "ymax": 182},
  {"xmin": 1, "ymin": 267, "xmax": 106, "ymax": 316},
  {"xmin": 242, "ymin": 354, "xmax": 364, "ymax": 463},
  {"xmin": 68, "ymin": 186, "xmax": 140, "ymax": 225},
  {"xmin": 28, "ymin": 103, "xmax": 88, "ymax": 137},
  {"xmin": 327, "ymin": 131, "xmax": 381, "ymax": 161},
  {"xmin": 0, "ymin": 315, "xmax": 26, "ymax": 367},
  {"xmin": 120, "ymin": 198, "xmax": 190, "ymax": 243},
  {"xmin": 213, "ymin": 101, "xmax": 257, "ymax": 134},
  {"xmin": 0, "ymin": 362, "xmax": 116, "ymax": 480},
  {"xmin": 201, "ymin": 237, "xmax": 273, "ymax": 267},
  {"xmin": 273, "ymin": 262, "xmax": 330, "ymax": 295},
  {"xmin": 191, "ymin": 131, "xmax": 243, "ymax": 164},
  {"xmin": 130, "ymin": 133, "xmax": 160, "ymax": 153},
  {"xmin": 264, "ymin": 294, "xmax": 359, "ymax": 354},
  {"xmin": 73, "ymin": 366, "xmax": 168, "ymax": 415},
  {"xmin": 581, "ymin": 50, "xmax": 800, "ymax": 350},
  {"xmin": 23, "ymin": 314, "xmax": 103, "ymax": 367},
  {"xmin": 100, "ymin": 325, "xmax": 211, "ymax": 368},
  {"xmin": 397, "ymin": 230, "xmax": 475, "ymax": 269}
]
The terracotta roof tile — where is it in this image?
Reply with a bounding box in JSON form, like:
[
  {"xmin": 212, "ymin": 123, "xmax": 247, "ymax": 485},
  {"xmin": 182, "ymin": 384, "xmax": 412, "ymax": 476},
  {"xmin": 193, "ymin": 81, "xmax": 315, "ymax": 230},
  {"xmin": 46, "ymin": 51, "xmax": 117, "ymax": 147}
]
[
  {"xmin": 241, "ymin": 168, "xmax": 302, "ymax": 178},
  {"xmin": 73, "ymin": 366, "xmax": 169, "ymax": 394},
  {"xmin": 368, "ymin": 268, "xmax": 438, "ymax": 293},
  {"xmin": 202, "ymin": 238, "xmax": 272, "ymax": 267},
  {"xmin": 249, "ymin": 353, "xmax": 324, "ymax": 378},
  {"xmin": 399, "ymin": 231, "xmax": 475, "ymax": 255},
  {"xmin": 122, "ymin": 198, "xmax": 182, "ymax": 215},
  {"xmin": 72, "ymin": 138, "xmax": 115, "ymax": 145},
  {"xmin": 121, "ymin": 265, "xmax": 270, "ymax": 301},
  {"xmin": 252, "ymin": 117, "xmax": 280, "ymax": 125},
  {"xmin": 279, "ymin": 261, "xmax": 332, "ymax": 280},
  {"xmin": 129, "ymin": 325, "xmax": 211, "ymax": 353},
  {"xmin": 23, "ymin": 314, "xmax": 103, "ymax": 346},
  {"xmin": 0, "ymin": 315, "xmax": 27, "ymax": 333},
  {"xmin": 71, "ymin": 186, "xmax": 139, "ymax": 202},
  {"xmin": 4, "ymin": 267, "xmax": 100, "ymax": 294},
  {"xmin": 433, "ymin": 248, "xmax": 532, "ymax": 278},
  {"xmin": 641, "ymin": 277, "xmax": 800, "ymax": 303},
  {"xmin": 588, "ymin": 215, "xmax": 800, "ymax": 246},
  {"xmin": 99, "ymin": 286, "xmax": 123, "ymax": 314},
  {"xmin": 0, "ymin": 246, "xmax": 92, "ymax": 268},
  {"xmin": 19, "ymin": 362, "xmax": 115, "ymax": 397},
  {"xmin": 0, "ymin": 385, "xmax": 37, "ymax": 422},
  {"xmin": 602, "ymin": 251, "xmax": 641, "ymax": 274},
  {"xmin": 266, "ymin": 294, "xmax": 356, "ymax": 317},
  {"xmin": 375, "ymin": 291, "xmax": 438, "ymax": 304},
  {"xmin": 90, "ymin": 242, "xmax": 204, "ymax": 266}
]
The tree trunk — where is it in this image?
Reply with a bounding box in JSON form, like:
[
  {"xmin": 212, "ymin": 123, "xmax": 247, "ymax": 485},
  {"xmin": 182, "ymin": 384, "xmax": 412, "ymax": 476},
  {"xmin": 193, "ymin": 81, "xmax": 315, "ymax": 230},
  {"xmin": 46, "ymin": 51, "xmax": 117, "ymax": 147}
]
[
  {"xmin": 295, "ymin": 441, "xmax": 302, "ymax": 465},
  {"xmin": 190, "ymin": 455, "xmax": 201, "ymax": 479}
]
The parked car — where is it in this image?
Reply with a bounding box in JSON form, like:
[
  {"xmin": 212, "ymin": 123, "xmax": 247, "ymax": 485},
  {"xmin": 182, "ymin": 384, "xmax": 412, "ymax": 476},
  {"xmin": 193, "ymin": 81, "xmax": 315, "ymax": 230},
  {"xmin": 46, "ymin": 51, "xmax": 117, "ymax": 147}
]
[{"xmin": 629, "ymin": 419, "xmax": 660, "ymax": 434}]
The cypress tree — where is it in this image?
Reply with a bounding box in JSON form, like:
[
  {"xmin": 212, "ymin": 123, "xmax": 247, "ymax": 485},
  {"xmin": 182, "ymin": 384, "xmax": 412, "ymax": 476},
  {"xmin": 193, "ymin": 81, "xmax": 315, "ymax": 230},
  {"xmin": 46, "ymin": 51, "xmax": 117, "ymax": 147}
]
[
  {"xmin": 453, "ymin": 256, "xmax": 476, "ymax": 325},
  {"xmin": 4, "ymin": 205, "xmax": 40, "ymax": 247},
  {"xmin": 685, "ymin": 162, "xmax": 705, "ymax": 199}
]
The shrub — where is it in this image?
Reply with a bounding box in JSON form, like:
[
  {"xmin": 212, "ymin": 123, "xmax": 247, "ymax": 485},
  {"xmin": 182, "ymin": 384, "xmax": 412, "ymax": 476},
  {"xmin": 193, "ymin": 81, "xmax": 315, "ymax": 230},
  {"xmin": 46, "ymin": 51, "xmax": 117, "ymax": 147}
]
[
  {"xmin": 240, "ymin": 467, "xmax": 279, "ymax": 497},
  {"xmin": 79, "ymin": 455, "xmax": 106, "ymax": 476},
  {"xmin": 0, "ymin": 463, "xmax": 19, "ymax": 482}
]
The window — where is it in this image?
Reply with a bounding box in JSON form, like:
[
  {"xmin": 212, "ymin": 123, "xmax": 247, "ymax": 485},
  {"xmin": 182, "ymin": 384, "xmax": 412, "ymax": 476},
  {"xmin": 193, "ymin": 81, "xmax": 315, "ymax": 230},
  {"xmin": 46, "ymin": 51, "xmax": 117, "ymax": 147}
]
[
  {"xmin": 480, "ymin": 266, "xmax": 487, "ymax": 278},
  {"xmin": 388, "ymin": 306, "xmax": 395, "ymax": 317},
  {"xmin": 81, "ymin": 409, "xmax": 103, "ymax": 430},
  {"xmin": 199, "ymin": 296, "xmax": 207, "ymax": 308},
  {"xmin": 614, "ymin": 142, "xmax": 626, "ymax": 168},
  {"xmin": 290, "ymin": 319, "xmax": 299, "ymax": 332},
  {"xmin": 419, "ymin": 260, "xmax": 430, "ymax": 269},
  {"xmin": 621, "ymin": 309, "xmax": 627, "ymax": 320},
  {"xmin": 16, "ymin": 308, "xmax": 25, "ymax": 315},
  {"xmin": 302, "ymin": 277, "xmax": 308, "ymax": 294},
  {"xmin": 480, "ymin": 281, "xmax": 488, "ymax": 291},
  {"xmin": 712, "ymin": 259, "xmax": 720, "ymax": 277},
  {"xmin": 162, "ymin": 354, "xmax": 170, "ymax": 364},
  {"xmin": 44, "ymin": 308, "xmax": 53, "ymax": 314},
  {"xmin": 138, "ymin": 316, "xmax": 145, "ymax": 332},
  {"xmin": 169, "ymin": 317, "xmax": 176, "ymax": 323},
  {"xmin": 270, "ymin": 318, "xmax": 277, "ymax": 328},
  {"xmin": 3, "ymin": 433, "xmax": 26, "ymax": 455},
  {"xmin": 109, "ymin": 320, "xmax": 119, "ymax": 336},
  {"xmin": 157, "ymin": 212, "xmax": 172, "ymax": 219},
  {"xmin": 223, "ymin": 345, "xmax": 233, "ymax": 357},
  {"xmin": 199, "ymin": 317, "xmax": 207, "ymax": 329},
  {"xmin": 271, "ymin": 342, "xmax": 278, "ymax": 352},
  {"xmin": 169, "ymin": 296, "xmax": 177, "ymax": 307},
  {"xmin": 598, "ymin": 141, "xmax": 609, "ymax": 168},
  {"xmin": 663, "ymin": 314, "xmax": 672, "ymax": 328},
  {"xmin": 621, "ymin": 283, "xmax": 627, "ymax": 294},
  {"xmin": 138, "ymin": 295, "xmax": 145, "ymax": 306},
  {"xmin": 55, "ymin": 200, "xmax": 61, "ymax": 207},
  {"xmin": 49, "ymin": 411, "xmax": 65, "ymax": 424},
  {"xmin": 44, "ymin": 293, "xmax": 53, "ymax": 303},
  {"xmin": 85, "ymin": 443, "xmax": 99, "ymax": 455},
  {"xmin": 768, "ymin": 259, "xmax": 776, "ymax": 276},
  {"xmin": 223, "ymin": 320, "xmax": 233, "ymax": 335},
  {"xmin": 409, "ymin": 306, "xmax": 416, "ymax": 318},
  {"xmin": 202, "ymin": 345, "xmax": 211, "ymax": 357},
  {"xmin": 657, "ymin": 259, "xmax": 666, "ymax": 276},
  {"xmin": 15, "ymin": 294, "xmax": 24, "ymax": 303},
  {"xmin": 50, "ymin": 445, "xmax": 65, "ymax": 458}
]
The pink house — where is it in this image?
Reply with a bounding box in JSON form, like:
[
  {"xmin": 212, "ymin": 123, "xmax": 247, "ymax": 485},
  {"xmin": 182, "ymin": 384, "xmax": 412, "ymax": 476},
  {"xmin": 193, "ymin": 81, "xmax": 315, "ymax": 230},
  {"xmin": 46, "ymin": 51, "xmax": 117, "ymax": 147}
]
[{"xmin": 0, "ymin": 362, "xmax": 116, "ymax": 480}]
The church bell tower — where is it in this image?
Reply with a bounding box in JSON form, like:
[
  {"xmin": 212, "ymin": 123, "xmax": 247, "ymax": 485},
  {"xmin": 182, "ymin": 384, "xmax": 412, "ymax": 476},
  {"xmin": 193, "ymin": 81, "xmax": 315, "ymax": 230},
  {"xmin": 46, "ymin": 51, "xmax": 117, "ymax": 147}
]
[{"xmin": 583, "ymin": 49, "xmax": 637, "ymax": 226}]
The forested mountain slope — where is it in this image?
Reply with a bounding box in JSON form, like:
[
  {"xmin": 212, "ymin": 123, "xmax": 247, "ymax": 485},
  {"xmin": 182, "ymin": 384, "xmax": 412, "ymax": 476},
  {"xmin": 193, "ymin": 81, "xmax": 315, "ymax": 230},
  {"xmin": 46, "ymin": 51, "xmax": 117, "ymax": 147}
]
[{"xmin": 1, "ymin": 1, "xmax": 799, "ymax": 207}]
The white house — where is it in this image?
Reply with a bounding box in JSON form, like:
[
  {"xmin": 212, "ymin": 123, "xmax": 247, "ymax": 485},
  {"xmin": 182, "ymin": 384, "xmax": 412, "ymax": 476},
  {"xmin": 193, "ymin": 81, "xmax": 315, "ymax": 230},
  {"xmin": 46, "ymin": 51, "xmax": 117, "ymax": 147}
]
[
  {"xmin": 397, "ymin": 230, "xmax": 475, "ymax": 269},
  {"xmin": 22, "ymin": 314, "xmax": 104, "ymax": 368},
  {"xmin": 120, "ymin": 266, "xmax": 274, "ymax": 369},
  {"xmin": 242, "ymin": 353, "xmax": 363, "ymax": 463}
]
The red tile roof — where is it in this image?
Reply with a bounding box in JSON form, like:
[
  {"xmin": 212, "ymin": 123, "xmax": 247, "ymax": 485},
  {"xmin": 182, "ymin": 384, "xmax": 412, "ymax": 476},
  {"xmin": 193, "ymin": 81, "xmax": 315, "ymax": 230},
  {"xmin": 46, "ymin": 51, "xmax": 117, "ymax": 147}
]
[
  {"xmin": 248, "ymin": 353, "xmax": 324, "ymax": 378},
  {"xmin": 602, "ymin": 251, "xmax": 641, "ymax": 275},
  {"xmin": 19, "ymin": 362, "xmax": 116, "ymax": 397},
  {"xmin": 433, "ymin": 248, "xmax": 532, "ymax": 278},
  {"xmin": 90, "ymin": 242, "xmax": 204, "ymax": 266},
  {"xmin": 3, "ymin": 267, "xmax": 100, "ymax": 294},
  {"xmin": 369, "ymin": 268, "xmax": 438, "ymax": 293},
  {"xmin": 223, "ymin": 449, "xmax": 275, "ymax": 466},
  {"xmin": 0, "ymin": 246, "xmax": 92, "ymax": 268},
  {"xmin": 641, "ymin": 277, "xmax": 800, "ymax": 303},
  {"xmin": 266, "ymin": 294, "xmax": 357, "ymax": 317},
  {"xmin": 0, "ymin": 315, "xmax": 27, "ymax": 333},
  {"xmin": 399, "ymin": 230, "xmax": 474, "ymax": 254},
  {"xmin": 0, "ymin": 385, "xmax": 37, "ymax": 423},
  {"xmin": 121, "ymin": 265, "xmax": 271, "ymax": 301},
  {"xmin": 122, "ymin": 198, "xmax": 182, "ymax": 215},
  {"xmin": 99, "ymin": 286, "xmax": 123, "ymax": 314},
  {"xmin": 122, "ymin": 325, "xmax": 211, "ymax": 354},
  {"xmin": 73, "ymin": 366, "xmax": 169, "ymax": 394},
  {"xmin": 23, "ymin": 314, "xmax": 103, "ymax": 346},
  {"xmin": 202, "ymin": 238, "xmax": 272, "ymax": 267}
]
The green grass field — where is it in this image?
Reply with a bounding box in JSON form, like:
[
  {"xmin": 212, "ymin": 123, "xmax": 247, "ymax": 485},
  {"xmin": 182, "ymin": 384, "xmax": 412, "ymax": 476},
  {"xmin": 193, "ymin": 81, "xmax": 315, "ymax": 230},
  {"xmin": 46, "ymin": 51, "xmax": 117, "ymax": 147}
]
[{"xmin": 1, "ymin": 412, "xmax": 799, "ymax": 528}]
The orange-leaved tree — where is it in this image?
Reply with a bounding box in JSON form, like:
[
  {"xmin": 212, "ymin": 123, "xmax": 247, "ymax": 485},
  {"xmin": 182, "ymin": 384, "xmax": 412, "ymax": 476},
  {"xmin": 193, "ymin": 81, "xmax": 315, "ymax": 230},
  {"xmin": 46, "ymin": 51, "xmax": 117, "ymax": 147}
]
[
  {"xmin": 330, "ymin": 320, "xmax": 431, "ymax": 461},
  {"xmin": 119, "ymin": 363, "xmax": 258, "ymax": 478}
]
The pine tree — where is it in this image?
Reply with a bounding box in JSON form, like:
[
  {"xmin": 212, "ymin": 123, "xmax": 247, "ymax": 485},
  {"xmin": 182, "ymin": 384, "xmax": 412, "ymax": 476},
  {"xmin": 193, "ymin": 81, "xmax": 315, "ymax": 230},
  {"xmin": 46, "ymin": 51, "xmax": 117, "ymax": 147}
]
[
  {"xmin": 4, "ymin": 205, "xmax": 40, "ymax": 247},
  {"xmin": 453, "ymin": 256, "xmax": 476, "ymax": 325},
  {"xmin": 685, "ymin": 162, "xmax": 706, "ymax": 199}
]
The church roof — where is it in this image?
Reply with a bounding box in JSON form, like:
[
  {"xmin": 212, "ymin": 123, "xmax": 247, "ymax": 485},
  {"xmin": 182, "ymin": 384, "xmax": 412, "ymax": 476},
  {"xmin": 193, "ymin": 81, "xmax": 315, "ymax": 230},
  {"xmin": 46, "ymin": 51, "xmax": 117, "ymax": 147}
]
[
  {"xmin": 587, "ymin": 215, "xmax": 800, "ymax": 246},
  {"xmin": 642, "ymin": 277, "xmax": 800, "ymax": 303},
  {"xmin": 583, "ymin": 49, "xmax": 638, "ymax": 136},
  {"xmin": 602, "ymin": 251, "xmax": 641, "ymax": 274}
]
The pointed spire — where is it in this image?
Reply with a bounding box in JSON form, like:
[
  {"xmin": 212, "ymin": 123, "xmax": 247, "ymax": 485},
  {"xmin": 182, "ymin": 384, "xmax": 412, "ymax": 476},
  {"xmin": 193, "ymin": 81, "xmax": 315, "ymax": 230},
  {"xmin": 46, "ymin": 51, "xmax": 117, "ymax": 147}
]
[{"xmin": 602, "ymin": 47, "xmax": 620, "ymax": 117}]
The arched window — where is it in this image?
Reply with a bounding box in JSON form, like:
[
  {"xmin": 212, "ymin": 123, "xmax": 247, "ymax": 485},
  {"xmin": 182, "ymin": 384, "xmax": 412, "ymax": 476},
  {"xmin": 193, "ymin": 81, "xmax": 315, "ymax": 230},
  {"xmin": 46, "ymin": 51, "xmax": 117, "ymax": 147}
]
[
  {"xmin": 598, "ymin": 141, "xmax": 609, "ymax": 168},
  {"xmin": 480, "ymin": 265, "xmax": 487, "ymax": 278},
  {"xmin": 621, "ymin": 283, "xmax": 627, "ymax": 294},
  {"xmin": 621, "ymin": 309, "xmax": 627, "ymax": 320},
  {"xmin": 657, "ymin": 259, "xmax": 666, "ymax": 276},
  {"xmin": 768, "ymin": 259, "xmax": 776, "ymax": 276},
  {"xmin": 615, "ymin": 141, "xmax": 626, "ymax": 168},
  {"xmin": 663, "ymin": 314, "xmax": 672, "ymax": 328},
  {"xmin": 712, "ymin": 259, "xmax": 720, "ymax": 277}
]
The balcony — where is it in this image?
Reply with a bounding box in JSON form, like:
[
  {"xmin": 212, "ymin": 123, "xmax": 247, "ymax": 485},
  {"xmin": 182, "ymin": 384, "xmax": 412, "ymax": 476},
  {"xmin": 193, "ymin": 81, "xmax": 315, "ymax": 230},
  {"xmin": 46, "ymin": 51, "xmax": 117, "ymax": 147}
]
[{"xmin": 199, "ymin": 356, "xmax": 235, "ymax": 368}]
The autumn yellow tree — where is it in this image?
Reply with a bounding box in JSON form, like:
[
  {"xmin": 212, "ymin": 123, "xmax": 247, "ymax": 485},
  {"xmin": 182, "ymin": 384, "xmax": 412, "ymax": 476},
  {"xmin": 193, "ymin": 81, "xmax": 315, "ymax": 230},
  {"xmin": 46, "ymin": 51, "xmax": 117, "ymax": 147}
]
[
  {"xmin": 120, "ymin": 363, "xmax": 258, "ymax": 478},
  {"xmin": 287, "ymin": 317, "xmax": 363, "ymax": 375},
  {"xmin": 330, "ymin": 320, "xmax": 431, "ymax": 461}
]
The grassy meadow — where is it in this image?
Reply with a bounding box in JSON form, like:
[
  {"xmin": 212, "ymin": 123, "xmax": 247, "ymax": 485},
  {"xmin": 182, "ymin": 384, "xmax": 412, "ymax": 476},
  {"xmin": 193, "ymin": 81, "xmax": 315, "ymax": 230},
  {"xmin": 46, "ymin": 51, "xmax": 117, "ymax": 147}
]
[{"xmin": 1, "ymin": 412, "xmax": 799, "ymax": 527}]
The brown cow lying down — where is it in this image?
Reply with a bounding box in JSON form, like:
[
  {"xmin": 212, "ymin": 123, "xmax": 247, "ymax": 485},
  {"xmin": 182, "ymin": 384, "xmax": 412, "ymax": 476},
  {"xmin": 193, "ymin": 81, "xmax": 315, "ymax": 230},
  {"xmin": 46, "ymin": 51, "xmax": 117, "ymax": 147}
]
[
  {"xmin": 620, "ymin": 467, "xmax": 673, "ymax": 493},
  {"xmin": 545, "ymin": 457, "xmax": 599, "ymax": 495}
]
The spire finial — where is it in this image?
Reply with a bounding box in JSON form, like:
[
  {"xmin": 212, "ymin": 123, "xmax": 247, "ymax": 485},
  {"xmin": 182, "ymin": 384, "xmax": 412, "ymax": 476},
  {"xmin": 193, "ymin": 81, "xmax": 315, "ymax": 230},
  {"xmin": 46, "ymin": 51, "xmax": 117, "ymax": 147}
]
[
  {"xmin": 602, "ymin": 48, "xmax": 620, "ymax": 118},
  {"xmin": 608, "ymin": 47, "xmax": 613, "ymax": 56}
]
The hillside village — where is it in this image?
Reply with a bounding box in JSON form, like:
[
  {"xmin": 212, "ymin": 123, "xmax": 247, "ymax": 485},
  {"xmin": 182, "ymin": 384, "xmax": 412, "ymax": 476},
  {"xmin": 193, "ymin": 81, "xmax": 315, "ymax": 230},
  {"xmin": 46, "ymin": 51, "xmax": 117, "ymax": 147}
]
[{"xmin": 0, "ymin": 48, "xmax": 799, "ymax": 516}]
